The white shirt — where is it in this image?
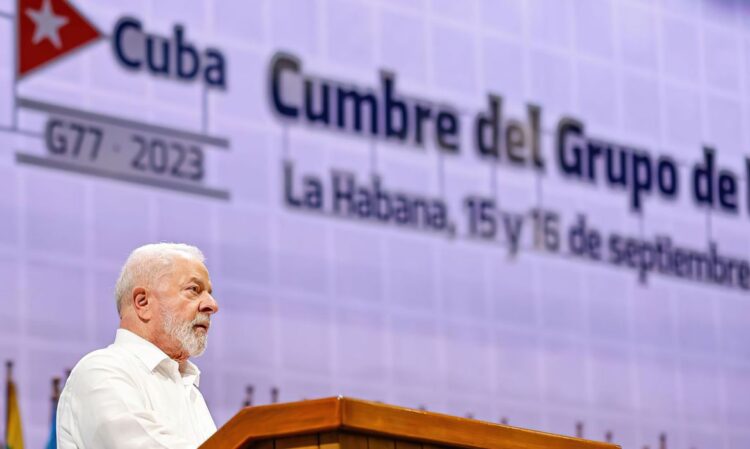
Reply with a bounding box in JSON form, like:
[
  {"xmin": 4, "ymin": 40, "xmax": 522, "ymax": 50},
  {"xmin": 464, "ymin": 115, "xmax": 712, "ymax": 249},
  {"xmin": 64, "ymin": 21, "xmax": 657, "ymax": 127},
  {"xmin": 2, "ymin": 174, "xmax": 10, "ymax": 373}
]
[{"xmin": 57, "ymin": 329, "xmax": 217, "ymax": 449}]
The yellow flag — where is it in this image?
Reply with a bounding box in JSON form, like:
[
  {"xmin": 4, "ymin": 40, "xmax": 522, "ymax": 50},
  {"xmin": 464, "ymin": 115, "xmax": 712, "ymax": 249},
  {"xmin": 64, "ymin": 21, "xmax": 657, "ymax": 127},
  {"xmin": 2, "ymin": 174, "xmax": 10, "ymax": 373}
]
[{"xmin": 5, "ymin": 376, "xmax": 24, "ymax": 449}]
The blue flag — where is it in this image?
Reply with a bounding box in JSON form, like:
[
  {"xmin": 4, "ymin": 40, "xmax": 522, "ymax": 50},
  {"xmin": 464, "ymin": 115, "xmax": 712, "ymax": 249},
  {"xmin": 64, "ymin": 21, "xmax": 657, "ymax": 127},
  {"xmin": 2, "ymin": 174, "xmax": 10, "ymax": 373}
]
[
  {"xmin": 44, "ymin": 402, "xmax": 56, "ymax": 449},
  {"xmin": 45, "ymin": 377, "xmax": 61, "ymax": 449}
]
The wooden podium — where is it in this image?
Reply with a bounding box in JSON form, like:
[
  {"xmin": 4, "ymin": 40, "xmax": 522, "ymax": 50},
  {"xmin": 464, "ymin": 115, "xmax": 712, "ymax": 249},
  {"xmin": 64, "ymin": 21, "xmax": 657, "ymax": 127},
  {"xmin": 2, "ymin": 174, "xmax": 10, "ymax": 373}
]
[{"xmin": 199, "ymin": 397, "xmax": 620, "ymax": 449}]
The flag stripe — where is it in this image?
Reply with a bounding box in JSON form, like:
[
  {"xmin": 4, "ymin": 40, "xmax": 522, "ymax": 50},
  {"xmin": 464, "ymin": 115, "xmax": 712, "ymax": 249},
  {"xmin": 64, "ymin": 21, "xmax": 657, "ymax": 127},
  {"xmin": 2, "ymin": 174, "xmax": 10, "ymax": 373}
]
[{"xmin": 5, "ymin": 378, "xmax": 24, "ymax": 449}]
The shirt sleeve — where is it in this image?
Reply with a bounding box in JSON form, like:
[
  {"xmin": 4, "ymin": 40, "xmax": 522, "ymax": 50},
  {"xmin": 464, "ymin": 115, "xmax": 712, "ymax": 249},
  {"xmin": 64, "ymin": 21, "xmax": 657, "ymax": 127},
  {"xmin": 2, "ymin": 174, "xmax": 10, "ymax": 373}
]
[{"xmin": 63, "ymin": 357, "xmax": 199, "ymax": 449}]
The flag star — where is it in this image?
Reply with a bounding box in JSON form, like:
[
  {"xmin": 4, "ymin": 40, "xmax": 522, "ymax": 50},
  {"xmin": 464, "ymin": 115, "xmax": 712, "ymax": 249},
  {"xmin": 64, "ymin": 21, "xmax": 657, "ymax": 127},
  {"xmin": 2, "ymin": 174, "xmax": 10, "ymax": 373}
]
[{"xmin": 26, "ymin": 0, "xmax": 68, "ymax": 49}]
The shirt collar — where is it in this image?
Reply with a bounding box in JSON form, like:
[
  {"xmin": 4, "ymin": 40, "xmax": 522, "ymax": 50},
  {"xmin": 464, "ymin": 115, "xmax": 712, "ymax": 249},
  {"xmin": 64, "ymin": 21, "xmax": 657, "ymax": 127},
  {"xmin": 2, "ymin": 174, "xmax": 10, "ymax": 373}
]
[{"xmin": 114, "ymin": 328, "xmax": 202, "ymax": 387}]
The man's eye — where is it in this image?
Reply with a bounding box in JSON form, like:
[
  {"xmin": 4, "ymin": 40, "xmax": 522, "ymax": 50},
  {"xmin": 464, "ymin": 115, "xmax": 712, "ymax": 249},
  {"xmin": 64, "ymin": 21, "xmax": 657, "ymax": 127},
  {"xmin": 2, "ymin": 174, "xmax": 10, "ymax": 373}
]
[{"xmin": 188, "ymin": 286, "xmax": 199, "ymax": 293}]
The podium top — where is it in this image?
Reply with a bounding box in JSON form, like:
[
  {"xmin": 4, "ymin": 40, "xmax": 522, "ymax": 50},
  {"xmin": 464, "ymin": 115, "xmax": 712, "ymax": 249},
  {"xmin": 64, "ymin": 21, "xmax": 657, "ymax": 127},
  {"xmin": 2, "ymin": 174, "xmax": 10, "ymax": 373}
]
[{"xmin": 200, "ymin": 397, "xmax": 619, "ymax": 449}]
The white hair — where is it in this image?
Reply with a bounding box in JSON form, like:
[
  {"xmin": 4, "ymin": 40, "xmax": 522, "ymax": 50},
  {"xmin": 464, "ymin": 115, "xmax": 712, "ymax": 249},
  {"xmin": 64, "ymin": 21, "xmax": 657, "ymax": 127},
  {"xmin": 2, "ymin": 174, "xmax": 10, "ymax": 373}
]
[{"xmin": 114, "ymin": 243, "xmax": 205, "ymax": 317}]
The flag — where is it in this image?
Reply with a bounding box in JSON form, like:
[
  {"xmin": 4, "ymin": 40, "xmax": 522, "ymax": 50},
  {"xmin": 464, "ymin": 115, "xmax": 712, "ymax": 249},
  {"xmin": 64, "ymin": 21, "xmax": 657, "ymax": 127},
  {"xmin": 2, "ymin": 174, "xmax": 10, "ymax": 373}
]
[
  {"xmin": 44, "ymin": 377, "xmax": 61, "ymax": 449},
  {"xmin": 5, "ymin": 361, "xmax": 24, "ymax": 449},
  {"xmin": 44, "ymin": 409, "xmax": 56, "ymax": 449},
  {"xmin": 17, "ymin": 0, "xmax": 102, "ymax": 78}
]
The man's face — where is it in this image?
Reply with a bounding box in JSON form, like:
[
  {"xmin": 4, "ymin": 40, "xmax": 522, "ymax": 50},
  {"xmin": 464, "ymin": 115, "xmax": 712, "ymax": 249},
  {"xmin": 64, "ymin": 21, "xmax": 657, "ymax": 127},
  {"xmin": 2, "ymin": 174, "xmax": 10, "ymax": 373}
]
[{"xmin": 150, "ymin": 255, "xmax": 218, "ymax": 359}]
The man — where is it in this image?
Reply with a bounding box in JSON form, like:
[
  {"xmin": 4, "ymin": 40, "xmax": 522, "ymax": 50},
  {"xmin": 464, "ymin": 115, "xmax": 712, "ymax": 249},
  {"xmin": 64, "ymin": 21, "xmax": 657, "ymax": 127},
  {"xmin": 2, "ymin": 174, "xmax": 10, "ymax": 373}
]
[{"xmin": 57, "ymin": 243, "xmax": 220, "ymax": 449}]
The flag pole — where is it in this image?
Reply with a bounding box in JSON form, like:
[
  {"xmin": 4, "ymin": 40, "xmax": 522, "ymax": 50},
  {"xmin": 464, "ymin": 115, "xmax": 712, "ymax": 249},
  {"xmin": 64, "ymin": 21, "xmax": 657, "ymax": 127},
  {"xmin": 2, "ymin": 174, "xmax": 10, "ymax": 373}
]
[
  {"xmin": 242, "ymin": 385, "xmax": 254, "ymax": 408},
  {"xmin": 51, "ymin": 377, "xmax": 61, "ymax": 410},
  {"xmin": 5, "ymin": 360, "xmax": 12, "ymax": 445},
  {"xmin": 12, "ymin": 0, "xmax": 18, "ymax": 130},
  {"xmin": 46, "ymin": 376, "xmax": 62, "ymax": 449}
]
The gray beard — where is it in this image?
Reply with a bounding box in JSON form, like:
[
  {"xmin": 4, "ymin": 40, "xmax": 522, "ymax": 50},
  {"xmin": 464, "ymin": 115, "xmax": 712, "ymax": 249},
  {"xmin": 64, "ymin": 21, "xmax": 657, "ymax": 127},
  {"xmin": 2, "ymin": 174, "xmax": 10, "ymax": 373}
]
[{"xmin": 162, "ymin": 311, "xmax": 210, "ymax": 357}]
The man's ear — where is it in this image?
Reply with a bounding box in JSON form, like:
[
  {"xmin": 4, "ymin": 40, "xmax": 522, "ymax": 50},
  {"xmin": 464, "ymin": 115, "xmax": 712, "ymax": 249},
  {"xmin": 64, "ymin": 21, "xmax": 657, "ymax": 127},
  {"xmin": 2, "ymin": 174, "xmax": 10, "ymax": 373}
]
[{"xmin": 132, "ymin": 286, "xmax": 152, "ymax": 321}]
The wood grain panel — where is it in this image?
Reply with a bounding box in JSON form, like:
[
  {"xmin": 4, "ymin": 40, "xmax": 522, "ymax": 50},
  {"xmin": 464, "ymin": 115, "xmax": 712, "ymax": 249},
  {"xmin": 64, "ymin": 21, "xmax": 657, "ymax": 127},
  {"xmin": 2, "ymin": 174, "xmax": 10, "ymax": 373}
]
[
  {"xmin": 199, "ymin": 397, "xmax": 620, "ymax": 449},
  {"xmin": 339, "ymin": 432, "xmax": 369, "ymax": 449},
  {"xmin": 200, "ymin": 398, "xmax": 341, "ymax": 449},
  {"xmin": 248, "ymin": 438, "xmax": 275, "ymax": 449},
  {"xmin": 320, "ymin": 431, "xmax": 341, "ymax": 449},
  {"xmin": 368, "ymin": 436, "xmax": 395, "ymax": 449},
  {"xmin": 395, "ymin": 440, "xmax": 420, "ymax": 449},
  {"xmin": 276, "ymin": 434, "xmax": 320, "ymax": 449},
  {"xmin": 340, "ymin": 397, "xmax": 617, "ymax": 449}
]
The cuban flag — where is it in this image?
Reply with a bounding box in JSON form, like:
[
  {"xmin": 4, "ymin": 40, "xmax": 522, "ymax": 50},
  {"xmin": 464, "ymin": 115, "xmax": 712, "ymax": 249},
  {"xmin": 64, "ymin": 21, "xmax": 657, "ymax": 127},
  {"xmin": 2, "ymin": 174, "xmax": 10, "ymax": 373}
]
[{"xmin": 17, "ymin": 0, "xmax": 101, "ymax": 78}]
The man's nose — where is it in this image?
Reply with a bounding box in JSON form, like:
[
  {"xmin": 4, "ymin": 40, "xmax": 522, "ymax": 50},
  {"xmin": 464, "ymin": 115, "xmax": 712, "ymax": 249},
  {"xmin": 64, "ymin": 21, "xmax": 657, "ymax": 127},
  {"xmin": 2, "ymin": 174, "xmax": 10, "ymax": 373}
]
[{"xmin": 200, "ymin": 293, "xmax": 219, "ymax": 314}]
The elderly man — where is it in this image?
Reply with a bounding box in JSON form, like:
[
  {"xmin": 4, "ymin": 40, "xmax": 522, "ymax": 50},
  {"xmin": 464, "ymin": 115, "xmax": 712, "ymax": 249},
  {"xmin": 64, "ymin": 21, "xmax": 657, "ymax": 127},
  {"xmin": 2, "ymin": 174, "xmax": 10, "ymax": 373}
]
[{"xmin": 57, "ymin": 243, "xmax": 220, "ymax": 449}]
